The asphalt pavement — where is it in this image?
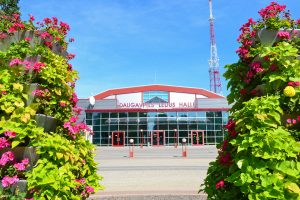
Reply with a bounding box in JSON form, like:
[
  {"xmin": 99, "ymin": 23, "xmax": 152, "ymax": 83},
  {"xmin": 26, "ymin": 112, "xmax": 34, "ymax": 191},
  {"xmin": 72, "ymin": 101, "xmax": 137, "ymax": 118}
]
[{"xmin": 89, "ymin": 145, "xmax": 218, "ymax": 200}]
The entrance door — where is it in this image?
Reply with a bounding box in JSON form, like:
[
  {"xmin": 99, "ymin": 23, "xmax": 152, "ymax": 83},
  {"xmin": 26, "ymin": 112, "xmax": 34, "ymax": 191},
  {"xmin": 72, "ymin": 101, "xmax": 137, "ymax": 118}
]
[
  {"xmin": 191, "ymin": 130, "xmax": 204, "ymax": 146},
  {"xmin": 151, "ymin": 130, "xmax": 165, "ymax": 146},
  {"xmin": 112, "ymin": 131, "xmax": 125, "ymax": 147}
]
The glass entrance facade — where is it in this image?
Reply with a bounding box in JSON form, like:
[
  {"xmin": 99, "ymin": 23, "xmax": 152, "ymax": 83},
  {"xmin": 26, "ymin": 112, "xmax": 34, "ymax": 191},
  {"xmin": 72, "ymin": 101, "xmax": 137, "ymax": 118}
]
[{"xmin": 86, "ymin": 111, "xmax": 228, "ymax": 146}]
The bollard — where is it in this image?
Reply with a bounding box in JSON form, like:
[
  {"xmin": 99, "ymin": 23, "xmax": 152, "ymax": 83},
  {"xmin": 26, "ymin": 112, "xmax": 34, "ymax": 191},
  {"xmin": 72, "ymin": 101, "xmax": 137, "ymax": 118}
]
[
  {"xmin": 140, "ymin": 129, "xmax": 143, "ymax": 148},
  {"xmin": 174, "ymin": 129, "xmax": 178, "ymax": 148},
  {"xmin": 129, "ymin": 139, "xmax": 134, "ymax": 158},
  {"xmin": 182, "ymin": 138, "xmax": 187, "ymax": 157}
]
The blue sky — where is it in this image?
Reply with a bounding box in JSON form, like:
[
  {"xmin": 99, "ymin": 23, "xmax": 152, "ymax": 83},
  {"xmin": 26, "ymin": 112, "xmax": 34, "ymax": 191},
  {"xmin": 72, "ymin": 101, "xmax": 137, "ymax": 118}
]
[{"xmin": 19, "ymin": 0, "xmax": 300, "ymax": 98}]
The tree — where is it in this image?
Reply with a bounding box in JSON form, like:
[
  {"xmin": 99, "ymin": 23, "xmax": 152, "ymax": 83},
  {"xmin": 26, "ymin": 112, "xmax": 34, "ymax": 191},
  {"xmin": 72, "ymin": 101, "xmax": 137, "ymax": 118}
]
[{"xmin": 0, "ymin": 0, "xmax": 20, "ymax": 15}]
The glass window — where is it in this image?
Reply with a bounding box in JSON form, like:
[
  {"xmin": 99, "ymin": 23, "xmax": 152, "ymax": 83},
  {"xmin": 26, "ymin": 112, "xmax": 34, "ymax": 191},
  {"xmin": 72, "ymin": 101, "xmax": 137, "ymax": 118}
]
[
  {"xmin": 93, "ymin": 119, "xmax": 100, "ymax": 126},
  {"xmin": 178, "ymin": 112, "xmax": 188, "ymax": 117},
  {"xmin": 110, "ymin": 112, "xmax": 118, "ymax": 118},
  {"xmin": 86, "ymin": 120, "xmax": 92, "ymax": 125},
  {"xmin": 92, "ymin": 113, "xmax": 101, "ymax": 119},
  {"xmin": 119, "ymin": 112, "xmax": 128, "ymax": 118},
  {"xmin": 166, "ymin": 112, "xmax": 176, "ymax": 117},
  {"xmin": 188, "ymin": 112, "xmax": 197, "ymax": 117},
  {"xmin": 128, "ymin": 112, "xmax": 138, "ymax": 117},
  {"xmin": 139, "ymin": 112, "xmax": 147, "ymax": 117},
  {"xmin": 197, "ymin": 112, "xmax": 206, "ymax": 118},
  {"xmin": 101, "ymin": 113, "xmax": 109, "ymax": 118},
  {"xmin": 93, "ymin": 126, "xmax": 101, "ymax": 132},
  {"xmin": 86, "ymin": 113, "xmax": 92, "ymax": 120},
  {"xmin": 143, "ymin": 91, "xmax": 169, "ymax": 103}
]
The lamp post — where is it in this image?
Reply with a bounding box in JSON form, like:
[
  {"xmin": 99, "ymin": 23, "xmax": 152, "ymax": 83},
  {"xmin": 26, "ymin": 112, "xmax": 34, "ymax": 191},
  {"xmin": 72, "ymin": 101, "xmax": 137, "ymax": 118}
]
[
  {"xmin": 88, "ymin": 96, "xmax": 95, "ymax": 108},
  {"xmin": 174, "ymin": 129, "xmax": 178, "ymax": 148},
  {"xmin": 140, "ymin": 129, "xmax": 143, "ymax": 148},
  {"xmin": 108, "ymin": 135, "xmax": 111, "ymax": 146},
  {"xmin": 182, "ymin": 138, "xmax": 187, "ymax": 157},
  {"xmin": 129, "ymin": 139, "xmax": 134, "ymax": 158}
]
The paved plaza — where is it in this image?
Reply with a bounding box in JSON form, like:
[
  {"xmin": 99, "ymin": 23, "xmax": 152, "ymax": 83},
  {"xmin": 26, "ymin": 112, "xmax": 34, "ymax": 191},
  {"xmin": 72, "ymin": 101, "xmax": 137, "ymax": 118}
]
[{"xmin": 89, "ymin": 145, "xmax": 218, "ymax": 199}]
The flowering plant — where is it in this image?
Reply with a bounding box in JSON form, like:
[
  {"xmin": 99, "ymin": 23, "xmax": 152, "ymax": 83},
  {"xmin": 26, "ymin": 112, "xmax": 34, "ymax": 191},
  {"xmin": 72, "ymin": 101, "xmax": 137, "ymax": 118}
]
[
  {"xmin": 0, "ymin": 10, "xmax": 102, "ymax": 199},
  {"xmin": 201, "ymin": 2, "xmax": 300, "ymax": 199}
]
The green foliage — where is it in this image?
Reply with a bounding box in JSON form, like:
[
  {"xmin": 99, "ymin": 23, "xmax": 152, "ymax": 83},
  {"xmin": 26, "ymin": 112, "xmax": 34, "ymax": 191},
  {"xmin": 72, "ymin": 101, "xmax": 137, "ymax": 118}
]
[
  {"xmin": 0, "ymin": 0, "xmax": 20, "ymax": 16},
  {"xmin": 0, "ymin": 12, "xmax": 102, "ymax": 199},
  {"xmin": 203, "ymin": 2, "xmax": 300, "ymax": 200}
]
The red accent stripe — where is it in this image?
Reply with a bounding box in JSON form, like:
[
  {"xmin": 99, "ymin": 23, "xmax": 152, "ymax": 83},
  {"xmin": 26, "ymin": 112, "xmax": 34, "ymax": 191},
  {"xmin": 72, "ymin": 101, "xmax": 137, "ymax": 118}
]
[{"xmin": 94, "ymin": 85, "xmax": 224, "ymax": 100}]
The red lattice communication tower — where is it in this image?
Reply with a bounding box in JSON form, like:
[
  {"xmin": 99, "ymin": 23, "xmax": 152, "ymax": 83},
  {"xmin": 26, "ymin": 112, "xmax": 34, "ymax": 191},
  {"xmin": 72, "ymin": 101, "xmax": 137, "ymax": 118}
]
[{"xmin": 208, "ymin": 0, "xmax": 222, "ymax": 93}]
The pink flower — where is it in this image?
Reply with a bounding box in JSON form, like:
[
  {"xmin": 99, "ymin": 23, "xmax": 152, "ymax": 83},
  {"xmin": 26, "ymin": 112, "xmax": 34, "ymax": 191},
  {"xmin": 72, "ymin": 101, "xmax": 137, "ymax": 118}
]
[
  {"xmin": 32, "ymin": 62, "xmax": 46, "ymax": 73},
  {"xmin": 0, "ymin": 33, "xmax": 8, "ymax": 39},
  {"xmin": 297, "ymin": 116, "xmax": 300, "ymax": 121},
  {"xmin": 14, "ymin": 162, "xmax": 26, "ymax": 171},
  {"xmin": 240, "ymin": 89, "xmax": 247, "ymax": 95},
  {"xmin": 269, "ymin": 65, "xmax": 277, "ymax": 71},
  {"xmin": 288, "ymin": 81, "xmax": 300, "ymax": 87},
  {"xmin": 52, "ymin": 17, "xmax": 58, "ymax": 25},
  {"xmin": 0, "ymin": 151, "xmax": 14, "ymax": 166},
  {"xmin": 66, "ymin": 53, "xmax": 76, "ymax": 60},
  {"xmin": 225, "ymin": 119, "xmax": 236, "ymax": 132},
  {"xmin": 231, "ymin": 130, "xmax": 238, "ymax": 137},
  {"xmin": 29, "ymin": 14, "xmax": 35, "ymax": 21},
  {"xmin": 250, "ymin": 90, "xmax": 257, "ymax": 95},
  {"xmin": 8, "ymin": 26, "xmax": 16, "ymax": 33},
  {"xmin": 9, "ymin": 58, "xmax": 23, "ymax": 67},
  {"xmin": 216, "ymin": 180, "xmax": 225, "ymax": 189},
  {"xmin": 287, "ymin": 118, "xmax": 292, "ymax": 124},
  {"xmin": 60, "ymin": 21, "xmax": 70, "ymax": 31},
  {"xmin": 277, "ymin": 31, "xmax": 290, "ymax": 39},
  {"xmin": 1, "ymin": 91, "xmax": 7, "ymax": 95},
  {"xmin": 12, "ymin": 14, "xmax": 20, "ymax": 20},
  {"xmin": 32, "ymin": 89, "xmax": 46, "ymax": 97},
  {"xmin": 40, "ymin": 32, "xmax": 52, "ymax": 40},
  {"xmin": 43, "ymin": 17, "xmax": 52, "ymax": 24},
  {"xmin": 85, "ymin": 186, "xmax": 94, "ymax": 193},
  {"xmin": 292, "ymin": 119, "xmax": 297, "ymax": 124},
  {"xmin": 22, "ymin": 158, "xmax": 29, "ymax": 165},
  {"xmin": 219, "ymin": 153, "xmax": 231, "ymax": 165},
  {"xmin": 4, "ymin": 130, "xmax": 16, "ymax": 138},
  {"xmin": 75, "ymin": 178, "xmax": 86, "ymax": 184},
  {"xmin": 60, "ymin": 101, "xmax": 66, "ymax": 107},
  {"xmin": 25, "ymin": 37, "xmax": 32, "ymax": 41},
  {"xmin": 0, "ymin": 137, "xmax": 11, "ymax": 150},
  {"xmin": 222, "ymin": 140, "xmax": 228, "ymax": 151},
  {"xmin": 1, "ymin": 176, "xmax": 19, "ymax": 188}
]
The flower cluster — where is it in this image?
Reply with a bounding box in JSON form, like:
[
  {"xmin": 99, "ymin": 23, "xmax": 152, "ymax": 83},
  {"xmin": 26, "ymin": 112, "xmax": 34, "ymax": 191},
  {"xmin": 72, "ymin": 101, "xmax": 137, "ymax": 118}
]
[
  {"xmin": 9, "ymin": 58, "xmax": 46, "ymax": 74},
  {"xmin": 1, "ymin": 175, "xmax": 19, "ymax": 188},
  {"xmin": 74, "ymin": 178, "xmax": 95, "ymax": 198},
  {"xmin": 64, "ymin": 116, "xmax": 92, "ymax": 139},
  {"xmin": 0, "ymin": 150, "xmax": 30, "ymax": 189},
  {"xmin": 258, "ymin": 2, "xmax": 286, "ymax": 19},
  {"xmin": 0, "ymin": 130, "xmax": 16, "ymax": 150},
  {"xmin": 215, "ymin": 180, "xmax": 225, "ymax": 189}
]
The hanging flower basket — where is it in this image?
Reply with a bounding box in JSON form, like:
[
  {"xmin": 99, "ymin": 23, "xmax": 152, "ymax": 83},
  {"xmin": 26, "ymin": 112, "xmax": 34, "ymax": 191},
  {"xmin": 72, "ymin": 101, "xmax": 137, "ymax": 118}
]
[
  {"xmin": 257, "ymin": 29, "xmax": 279, "ymax": 46},
  {"xmin": 35, "ymin": 114, "xmax": 57, "ymax": 132},
  {"xmin": 0, "ymin": 147, "xmax": 38, "ymax": 170},
  {"xmin": 0, "ymin": 30, "xmax": 35, "ymax": 52}
]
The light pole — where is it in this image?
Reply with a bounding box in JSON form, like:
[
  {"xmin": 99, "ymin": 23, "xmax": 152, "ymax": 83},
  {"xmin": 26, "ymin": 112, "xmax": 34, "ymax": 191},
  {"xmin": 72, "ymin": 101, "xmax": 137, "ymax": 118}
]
[
  {"xmin": 182, "ymin": 138, "xmax": 187, "ymax": 157},
  {"xmin": 140, "ymin": 129, "xmax": 143, "ymax": 148},
  {"xmin": 129, "ymin": 139, "xmax": 134, "ymax": 158},
  {"xmin": 174, "ymin": 129, "xmax": 178, "ymax": 148},
  {"xmin": 88, "ymin": 96, "xmax": 95, "ymax": 108}
]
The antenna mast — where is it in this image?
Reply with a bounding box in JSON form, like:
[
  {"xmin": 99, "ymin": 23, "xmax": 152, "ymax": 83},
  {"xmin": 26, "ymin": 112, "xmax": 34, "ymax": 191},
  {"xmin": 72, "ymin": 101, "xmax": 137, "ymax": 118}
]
[{"xmin": 208, "ymin": 0, "xmax": 222, "ymax": 93}]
